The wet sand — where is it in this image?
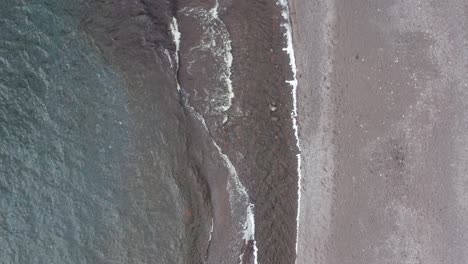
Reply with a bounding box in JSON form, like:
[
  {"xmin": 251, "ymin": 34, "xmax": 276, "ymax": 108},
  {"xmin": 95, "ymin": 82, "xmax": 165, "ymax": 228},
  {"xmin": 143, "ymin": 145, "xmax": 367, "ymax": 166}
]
[
  {"xmin": 220, "ymin": 1, "xmax": 299, "ymax": 263},
  {"xmin": 83, "ymin": 0, "xmax": 299, "ymax": 263},
  {"xmin": 292, "ymin": 0, "xmax": 468, "ymax": 263},
  {"xmin": 176, "ymin": 0, "xmax": 299, "ymax": 262}
]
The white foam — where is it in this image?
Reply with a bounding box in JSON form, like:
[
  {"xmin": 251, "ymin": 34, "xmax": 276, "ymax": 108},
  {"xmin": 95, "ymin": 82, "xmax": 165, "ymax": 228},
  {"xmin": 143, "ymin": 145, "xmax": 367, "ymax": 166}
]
[
  {"xmin": 277, "ymin": 0, "xmax": 302, "ymax": 260},
  {"xmin": 169, "ymin": 17, "xmax": 181, "ymax": 91},
  {"xmin": 243, "ymin": 204, "xmax": 255, "ymax": 240},
  {"xmin": 170, "ymin": 8, "xmax": 257, "ymax": 263},
  {"xmin": 208, "ymin": 217, "xmax": 214, "ymax": 244},
  {"xmin": 170, "ymin": 17, "xmax": 181, "ymax": 55},
  {"xmin": 180, "ymin": 1, "xmax": 235, "ymax": 117},
  {"xmin": 193, "ymin": 106, "xmax": 258, "ymax": 264},
  {"xmin": 243, "ymin": 203, "xmax": 259, "ymax": 264},
  {"xmin": 211, "ymin": 138, "xmax": 249, "ymax": 204},
  {"xmin": 164, "ymin": 49, "xmax": 173, "ymax": 68},
  {"xmin": 210, "ymin": 0, "xmax": 235, "ymax": 115}
]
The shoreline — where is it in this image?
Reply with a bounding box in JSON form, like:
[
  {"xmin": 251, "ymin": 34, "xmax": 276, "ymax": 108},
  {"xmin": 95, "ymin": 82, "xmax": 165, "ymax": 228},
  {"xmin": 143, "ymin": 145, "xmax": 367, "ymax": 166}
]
[
  {"xmin": 289, "ymin": 0, "xmax": 337, "ymax": 262},
  {"xmin": 276, "ymin": 0, "xmax": 302, "ymax": 259},
  {"xmin": 174, "ymin": 1, "xmax": 258, "ymax": 262}
]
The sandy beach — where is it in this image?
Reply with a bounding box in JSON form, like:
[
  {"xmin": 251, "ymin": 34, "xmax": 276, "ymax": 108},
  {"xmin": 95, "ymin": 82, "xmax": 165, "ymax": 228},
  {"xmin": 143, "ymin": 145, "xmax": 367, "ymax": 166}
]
[{"xmin": 292, "ymin": 0, "xmax": 468, "ymax": 263}]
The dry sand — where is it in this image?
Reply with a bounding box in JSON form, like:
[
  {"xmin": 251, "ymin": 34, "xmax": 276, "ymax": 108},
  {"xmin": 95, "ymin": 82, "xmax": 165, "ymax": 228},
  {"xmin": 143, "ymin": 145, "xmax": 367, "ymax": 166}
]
[{"xmin": 291, "ymin": 0, "xmax": 468, "ymax": 263}]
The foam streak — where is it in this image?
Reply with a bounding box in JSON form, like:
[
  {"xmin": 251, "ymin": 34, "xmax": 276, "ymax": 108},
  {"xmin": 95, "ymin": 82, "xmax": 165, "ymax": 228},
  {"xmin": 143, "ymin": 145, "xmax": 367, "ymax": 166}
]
[
  {"xmin": 169, "ymin": 13, "xmax": 257, "ymax": 264},
  {"xmin": 276, "ymin": 0, "xmax": 302, "ymax": 261}
]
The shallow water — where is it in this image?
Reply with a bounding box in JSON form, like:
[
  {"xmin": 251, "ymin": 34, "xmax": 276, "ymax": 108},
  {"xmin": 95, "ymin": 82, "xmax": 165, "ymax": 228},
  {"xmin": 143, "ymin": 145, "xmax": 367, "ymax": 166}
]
[{"xmin": 0, "ymin": 1, "xmax": 187, "ymax": 263}]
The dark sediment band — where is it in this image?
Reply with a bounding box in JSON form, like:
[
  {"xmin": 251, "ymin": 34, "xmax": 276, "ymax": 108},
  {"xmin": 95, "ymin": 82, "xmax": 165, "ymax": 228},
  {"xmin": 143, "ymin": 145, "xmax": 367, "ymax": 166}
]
[
  {"xmin": 81, "ymin": 1, "xmax": 213, "ymax": 262},
  {"xmin": 219, "ymin": 1, "xmax": 299, "ymax": 263},
  {"xmin": 81, "ymin": 0, "xmax": 299, "ymax": 263}
]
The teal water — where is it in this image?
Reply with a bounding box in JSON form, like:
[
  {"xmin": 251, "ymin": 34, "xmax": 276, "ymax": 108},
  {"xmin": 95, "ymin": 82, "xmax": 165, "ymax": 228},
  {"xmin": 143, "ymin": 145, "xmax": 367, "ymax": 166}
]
[{"xmin": 0, "ymin": 1, "xmax": 186, "ymax": 263}]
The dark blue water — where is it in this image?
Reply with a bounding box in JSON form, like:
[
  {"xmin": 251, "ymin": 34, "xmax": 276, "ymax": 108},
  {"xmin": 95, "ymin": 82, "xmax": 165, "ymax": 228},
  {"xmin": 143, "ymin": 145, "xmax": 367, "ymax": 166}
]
[{"xmin": 0, "ymin": 1, "xmax": 187, "ymax": 263}]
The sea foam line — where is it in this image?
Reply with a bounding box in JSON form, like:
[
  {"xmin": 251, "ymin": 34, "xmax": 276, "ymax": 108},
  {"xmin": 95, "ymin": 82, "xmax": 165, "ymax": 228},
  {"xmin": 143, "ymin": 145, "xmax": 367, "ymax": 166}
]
[
  {"xmin": 193, "ymin": 101, "xmax": 259, "ymax": 264},
  {"xmin": 242, "ymin": 203, "xmax": 258, "ymax": 264},
  {"xmin": 208, "ymin": 217, "xmax": 214, "ymax": 243},
  {"xmin": 169, "ymin": 17, "xmax": 181, "ymax": 91},
  {"xmin": 277, "ymin": 0, "xmax": 302, "ymax": 261},
  {"xmin": 169, "ymin": 14, "xmax": 258, "ymax": 264},
  {"xmin": 180, "ymin": 1, "xmax": 234, "ymax": 123}
]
